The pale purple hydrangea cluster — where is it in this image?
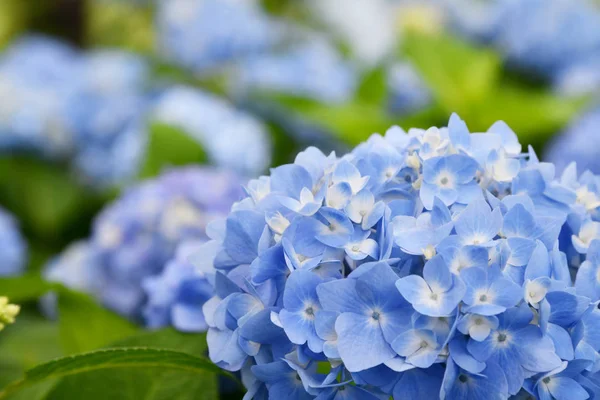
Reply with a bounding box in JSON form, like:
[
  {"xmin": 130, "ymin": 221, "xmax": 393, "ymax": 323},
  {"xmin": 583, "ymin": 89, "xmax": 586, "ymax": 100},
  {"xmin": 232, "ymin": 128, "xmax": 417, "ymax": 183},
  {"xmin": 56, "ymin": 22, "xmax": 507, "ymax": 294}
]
[
  {"xmin": 190, "ymin": 114, "xmax": 600, "ymax": 399},
  {"xmin": 45, "ymin": 167, "xmax": 244, "ymax": 323}
]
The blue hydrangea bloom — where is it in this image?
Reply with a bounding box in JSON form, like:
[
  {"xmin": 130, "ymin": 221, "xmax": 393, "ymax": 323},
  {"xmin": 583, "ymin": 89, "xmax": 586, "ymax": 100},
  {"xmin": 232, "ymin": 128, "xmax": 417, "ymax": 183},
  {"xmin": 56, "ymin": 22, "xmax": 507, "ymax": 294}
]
[
  {"xmin": 0, "ymin": 206, "xmax": 27, "ymax": 276},
  {"xmin": 70, "ymin": 50, "xmax": 149, "ymax": 187},
  {"xmin": 156, "ymin": 0, "xmax": 279, "ymax": 73},
  {"xmin": 233, "ymin": 40, "xmax": 357, "ymax": 105},
  {"xmin": 387, "ymin": 61, "xmax": 432, "ymax": 116},
  {"xmin": 46, "ymin": 167, "xmax": 244, "ymax": 321},
  {"xmin": 196, "ymin": 112, "xmax": 600, "ymax": 399},
  {"xmin": 0, "ymin": 36, "xmax": 150, "ymax": 188},
  {"xmin": 152, "ymin": 86, "xmax": 271, "ymax": 177},
  {"xmin": 0, "ymin": 35, "xmax": 80, "ymax": 156},
  {"xmin": 546, "ymin": 107, "xmax": 600, "ymax": 175}
]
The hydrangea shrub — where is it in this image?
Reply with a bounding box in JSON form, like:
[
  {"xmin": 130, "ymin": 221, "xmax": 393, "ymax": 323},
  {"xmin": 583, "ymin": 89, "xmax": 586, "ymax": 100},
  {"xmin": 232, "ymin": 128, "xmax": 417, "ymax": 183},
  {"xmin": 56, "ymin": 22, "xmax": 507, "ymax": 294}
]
[{"xmin": 196, "ymin": 114, "xmax": 600, "ymax": 399}]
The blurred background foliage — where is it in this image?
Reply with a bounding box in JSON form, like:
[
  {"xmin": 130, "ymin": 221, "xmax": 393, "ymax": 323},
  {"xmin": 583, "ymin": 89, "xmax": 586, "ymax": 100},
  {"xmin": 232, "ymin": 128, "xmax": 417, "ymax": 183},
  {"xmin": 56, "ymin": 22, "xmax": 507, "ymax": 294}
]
[{"xmin": 0, "ymin": 0, "xmax": 599, "ymax": 398}]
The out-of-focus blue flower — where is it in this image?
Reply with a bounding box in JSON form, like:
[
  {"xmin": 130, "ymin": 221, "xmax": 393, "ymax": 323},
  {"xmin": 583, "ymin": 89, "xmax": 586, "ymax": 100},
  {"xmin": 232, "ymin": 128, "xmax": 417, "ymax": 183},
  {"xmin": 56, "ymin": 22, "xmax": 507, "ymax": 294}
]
[
  {"xmin": 156, "ymin": 0, "xmax": 279, "ymax": 73},
  {"xmin": 47, "ymin": 167, "xmax": 244, "ymax": 321},
  {"xmin": 233, "ymin": 40, "xmax": 357, "ymax": 105},
  {"xmin": 152, "ymin": 86, "xmax": 271, "ymax": 176},
  {"xmin": 0, "ymin": 36, "xmax": 152, "ymax": 188},
  {"xmin": 70, "ymin": 50, "xmax": 149, "ymax": 187},
  {"xmin": 387, "ymin": 62, "xmax": 432, "ymax": 116},
  {"xmin": 142, "ymin": 239, "xmax": 214, "ymax": 331},
  {"xmin": 195, "ymin": 112, "xmax": 600, "ymax": 399},
  {"xmin": 547, "ymin": 107, "xmax": 600, "ymax": 175},
  {"xmin": 0, "ymin": 35, "xmax": 80, "ymax": 156},
  {"xmin": 0, "ymin": 206, "xmax": 26, "ymax": 276}
]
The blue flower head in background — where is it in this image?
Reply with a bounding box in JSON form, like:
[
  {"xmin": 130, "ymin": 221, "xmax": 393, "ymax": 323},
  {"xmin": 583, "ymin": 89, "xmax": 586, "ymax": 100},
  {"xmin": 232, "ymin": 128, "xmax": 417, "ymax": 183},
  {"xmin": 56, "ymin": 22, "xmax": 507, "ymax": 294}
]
[
  {"xmin": 0, "ymin": 36, "xmax": 151, "ymax": 188},
  {"xmin": 387, "ymin": 61, "xmax": 432, "ymax": 116},
  {"xmin": 156, "ymin": 0, "xmax": 279, "ymax": 73},
  {"xmin": 0, "ymin": 35, "xmax": 80, "ymax": 156},
  {"xmin": 193, "ymin": 113, "xmax": 600, "ymax": 399},
  {"xmin": 233, "ymin": 39, "xmax": 357, "ymax": 105},
  {"xmin": 152, "ymin": 86, "xmax": 271, "ymax": 177},
  {"xmin": 70, "ymin": 50, "xmax": 150, "ymax": 187},
  {"xmin": 0, "ymin": 206, "xmax": 26, "ymax": 276},
  {"xmin": 46, "ymin": 167, "xmax": 245, "ymax": 321}
]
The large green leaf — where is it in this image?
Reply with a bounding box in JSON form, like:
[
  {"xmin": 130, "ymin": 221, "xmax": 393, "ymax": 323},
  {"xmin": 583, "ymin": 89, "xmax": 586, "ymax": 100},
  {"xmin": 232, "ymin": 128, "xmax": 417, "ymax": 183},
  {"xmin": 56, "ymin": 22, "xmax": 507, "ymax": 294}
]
[
  {"xmin": 43, "ymin": 329, "xmax": 230, "ymax": 400},
  {"xmin": 140, "ymin": 123, "xmax": 208, "ymax": 179},
  {"xmin": 57, "ymin": 289, "xmax": 138, "ymax": 355},
  {"xmin": 404, "ymin": 31, "xmax": 501, "ymax": 118},
  {"xmin": 0, "ymin": 347, "xmax": 225, "ymax": 400}
]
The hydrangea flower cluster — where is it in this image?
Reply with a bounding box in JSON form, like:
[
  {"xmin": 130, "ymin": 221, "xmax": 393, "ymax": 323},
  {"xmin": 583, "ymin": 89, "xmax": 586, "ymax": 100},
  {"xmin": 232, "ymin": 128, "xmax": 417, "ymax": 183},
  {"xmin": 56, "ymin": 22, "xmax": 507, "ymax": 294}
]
[
  {"xmin": 198, "ymin": 113, "xmax": 600, "ymax": 399},
  {"xmin": 387, "ymin": 62, "xmax": 432, "ymax": 116},
  {"xmin": 69, "ymin": 50, "xmax": 149, "ymax": 186},
  {"xmin": 0, "ymin": 36, "xmax": 80, "ymax": 156},
  {"xmin": 0, "ymin": 206, "xmax": 27, "ymax": 276},
  {"xmin": 233, "ymin": 40, "xmax": 357, "ymax": 105},
  {"xmin": 156, "ymin": 0, "xmax": 279, "ymax": 73},
  {"xmin": 152, "ymin": 86, "xmax": 271, "ymax": 177},
  {"xmin": 46, "ymin": 167, "xmax": 244, "ymax": 321},
  {"xmin": 0, "ymin": 36, "xmax": 148, "ymax": 187},
  {"xmin": 547, "ymin": 107, "xmax": 600, "ymax": 176},
  {"xmin": 0, "ymin": 35, "xmax": 275, "ymax": 184}
]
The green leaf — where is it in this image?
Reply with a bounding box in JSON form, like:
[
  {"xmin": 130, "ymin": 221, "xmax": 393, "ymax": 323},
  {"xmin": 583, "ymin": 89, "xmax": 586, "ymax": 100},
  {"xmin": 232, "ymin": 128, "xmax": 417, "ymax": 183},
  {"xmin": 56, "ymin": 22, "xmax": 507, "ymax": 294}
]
[
  {"xmin": 0, "ymin": 312, "xmax": 63, "ymax": 400},
  {"xmin": 0, "ymin": 347, "xmax": 225, "ymax": 400},
  {"xmin": 140, "ymin": 123, "xmax": 208, "ymax": 179},
  {"xmin": 85, "ymin": 0, "xmax": 155, "ymax": 53},
  {"xmin": 0, "ymin": 157, "xmax": 106, "ymax": 246},
  {"xmin": 356, "ymin": 66, "xmax": 388, "ymax": 105},
  {"xmin": 0, "ymin": 275, "xmax": 60, "ymax": 303},
  {"xmin": 403, "ymin": 32, "xmax": 501, "ymax": 118},
  {"xmin": 57, "ymin": 290, "xmax": 138, "ymax": 355},
  {"xmin": 44, "ymin": 329, "xmax": 231, "ymax": 400}
]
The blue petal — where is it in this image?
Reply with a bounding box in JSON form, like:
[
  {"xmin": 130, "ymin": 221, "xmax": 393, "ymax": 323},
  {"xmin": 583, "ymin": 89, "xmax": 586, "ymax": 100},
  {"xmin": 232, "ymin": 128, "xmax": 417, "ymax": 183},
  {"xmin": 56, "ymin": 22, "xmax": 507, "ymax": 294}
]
[
  {"xmin": 250, "ymin": 244, "xmax": 288, "ymax": 284},
  {"xmin": 547, "ymin": 377, "xmax": 590, "ymax": 400},
  {"xmin": 503, "ymin": 203, "xmax": 537, "ymax": 238},
  {"xmin": 270, "ymin": 164, "xmax": 313, "ymax": 198},
  {"xmin": 455, "ymin": 199, "xmax": 501, "ymax": 244},
  {"xmin": 449, "ymin": 335, "xmax": 486, "ymax": 373},
  {"xmin": 317, "ymin": 279, "xmax": 368, "ymax": 314},
  {"xmin": 393, "ymin": 364, "xmax": 444, "ymax": 400},
  {"xmin": 335, "ymin": 312, "xmax": 396, "ymax": 372},
  {"xmin": 424, "ymin": 255, "xmax": 454, "ymax": 292},
  {"xmin": 547, "ymin": 323, "xmax": 574, "ymax": 361},
  {"xmin": 546, "ymin": 291, "xmax": 589, "ymax": 328},
  {"xmin": 524, "ymin": 240, "xmax": 551, "ymax": 280},
  {"xmin": 224, "ymin": 210, "xmax": 266, "ymax": 263}
]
